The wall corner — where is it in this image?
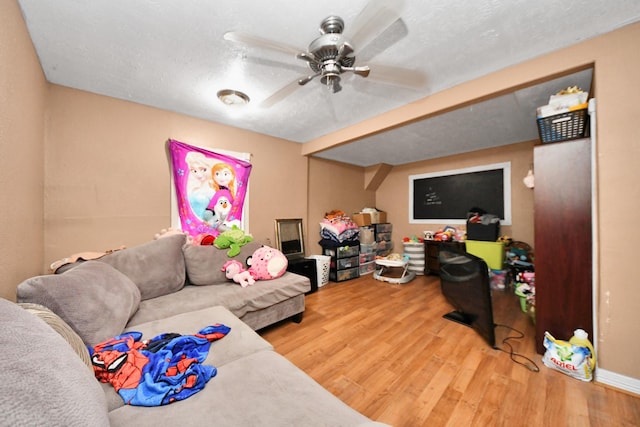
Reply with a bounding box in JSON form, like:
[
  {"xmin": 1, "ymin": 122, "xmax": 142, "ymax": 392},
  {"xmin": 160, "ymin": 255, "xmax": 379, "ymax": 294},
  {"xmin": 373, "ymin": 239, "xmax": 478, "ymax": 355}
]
[{"xmin": 364, "ymin": 163, "xmax": 393, "ymax": 191}]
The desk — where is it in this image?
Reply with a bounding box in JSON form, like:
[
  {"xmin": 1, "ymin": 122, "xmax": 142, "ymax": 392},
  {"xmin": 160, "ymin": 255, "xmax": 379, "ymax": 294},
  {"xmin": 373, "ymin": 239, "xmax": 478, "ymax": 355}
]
[{"xmin": 424, "ymin": 241, "xmax": 466, "ymax": 275}]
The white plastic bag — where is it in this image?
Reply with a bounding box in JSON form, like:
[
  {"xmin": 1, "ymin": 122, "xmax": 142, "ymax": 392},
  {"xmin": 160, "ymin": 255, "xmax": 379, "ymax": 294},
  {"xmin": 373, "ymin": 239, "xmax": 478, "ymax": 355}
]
[{"xmin": 541, "ymin": 331, "xmax": 594, "ymax": 382}]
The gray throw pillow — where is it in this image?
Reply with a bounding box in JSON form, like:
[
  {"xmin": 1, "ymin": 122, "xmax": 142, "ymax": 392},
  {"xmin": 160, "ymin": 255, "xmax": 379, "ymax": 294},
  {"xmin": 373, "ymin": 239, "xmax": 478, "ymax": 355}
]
[
  {"xmin": 17, "ymin": 261, "xmax": 141, "ymax": 346},
  {"xmin": 99, "ymin": 233, "xmax": 187, "ymax": 300},
  {"xmin": 183, "ymin": 241, "xmax": 262, "ymax": 285},
  {"xmin": 0, "ymin": 298, "xmax": 110, "ymax": 426}
]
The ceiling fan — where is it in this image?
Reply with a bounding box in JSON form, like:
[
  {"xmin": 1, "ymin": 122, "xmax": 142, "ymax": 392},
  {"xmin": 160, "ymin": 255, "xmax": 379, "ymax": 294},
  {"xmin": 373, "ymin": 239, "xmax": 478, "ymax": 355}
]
[{"xmin": 223, "ymin": 0, "xmax": 426, "ymax": 107}]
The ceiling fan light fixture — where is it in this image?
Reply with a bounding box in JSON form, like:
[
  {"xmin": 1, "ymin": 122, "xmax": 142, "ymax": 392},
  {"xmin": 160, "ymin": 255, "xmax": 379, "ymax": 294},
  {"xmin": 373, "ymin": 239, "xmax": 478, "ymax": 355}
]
[
  {"xmin": 319, "ymin": 61, "xmax": 342, "ymax": 93},
  {"xmin": 217, "ymin": 89, "xmax": 250, "ymax": 106},
  {"xmin": 321, "ymin": 73, "xmax": 341, "ymax": 93}
]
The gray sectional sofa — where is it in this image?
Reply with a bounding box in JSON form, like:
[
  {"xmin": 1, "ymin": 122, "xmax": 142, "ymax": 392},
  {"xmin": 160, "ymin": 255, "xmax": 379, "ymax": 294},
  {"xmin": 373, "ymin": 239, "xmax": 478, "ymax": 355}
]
[
  {"xmin": 49, "ymin": 234, "xmax": 309, "ymax": 331},
  {"xmin": 2, "ymin": 234, "xmax": 389, "ymax": 426}
]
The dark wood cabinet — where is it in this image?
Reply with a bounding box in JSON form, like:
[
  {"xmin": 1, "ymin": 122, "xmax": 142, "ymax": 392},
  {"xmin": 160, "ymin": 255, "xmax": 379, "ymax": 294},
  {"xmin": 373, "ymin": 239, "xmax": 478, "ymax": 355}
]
[
  {"xmin": 287, "ymin": 258, "xmax": 318, "ymax": 294},
  {"xmin": 534, "ymin": 138, "xmax": 592, "ymax": 354},
  {"xmin": 424, "ymin": 241, "xmax": 466, "ymax": 275}
]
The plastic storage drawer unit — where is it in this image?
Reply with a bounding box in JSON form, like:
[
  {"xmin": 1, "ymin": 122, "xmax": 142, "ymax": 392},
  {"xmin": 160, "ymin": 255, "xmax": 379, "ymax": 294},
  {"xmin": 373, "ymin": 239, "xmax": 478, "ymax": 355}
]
[
  {"xmin": 321, "ymin": 241, "xmax": 360, "ymax": 282},
  {"xmin": 332, "ymin": 256, "xmax": 359, "ymax": 270},
  {"xmin": 359, "ymin": 261, "xmax": 376, "ymax": 275},
  {"xmin": 331, "ymin": 267, "xmax": 359, "ymax": 282},
  {"xmin": 359, "ymin": 252, "xmax": 375, "ymax": 264},
  {"xmin": 323, "ymin": 244, "xmax": 359, "ymax": 258}
]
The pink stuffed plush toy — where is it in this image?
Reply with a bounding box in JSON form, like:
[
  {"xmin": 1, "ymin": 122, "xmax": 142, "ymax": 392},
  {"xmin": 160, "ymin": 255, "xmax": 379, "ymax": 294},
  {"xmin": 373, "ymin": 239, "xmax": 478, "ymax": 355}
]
[
  {"xmin": 247, "ymin": 246, "xmax": 288, "ymax": 281},
  {"xmin": 221, "ymin": 259, "xmax": 255, "ymax": 287}
]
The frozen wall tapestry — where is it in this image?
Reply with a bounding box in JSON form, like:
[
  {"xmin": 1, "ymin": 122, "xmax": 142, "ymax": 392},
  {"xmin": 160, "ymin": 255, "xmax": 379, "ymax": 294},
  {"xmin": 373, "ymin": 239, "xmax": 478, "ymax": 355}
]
[{"xmin": 167, "ymin": 139, "xmax": 252, "ymax": 239}]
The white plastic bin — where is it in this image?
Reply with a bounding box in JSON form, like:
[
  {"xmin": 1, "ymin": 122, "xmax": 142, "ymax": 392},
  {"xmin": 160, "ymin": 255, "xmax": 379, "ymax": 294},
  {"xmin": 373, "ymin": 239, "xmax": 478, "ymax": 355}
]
[{"xmin": 306, "ymin": 255, "xmax": 331, "ymax": 287}]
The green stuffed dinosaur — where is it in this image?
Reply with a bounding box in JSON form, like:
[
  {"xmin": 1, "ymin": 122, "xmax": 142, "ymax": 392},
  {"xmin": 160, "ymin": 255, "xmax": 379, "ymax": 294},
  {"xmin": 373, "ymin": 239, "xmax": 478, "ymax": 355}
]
[{"xmin": 214, "ymin": 226, "xmax": 253, "ymax": 257}]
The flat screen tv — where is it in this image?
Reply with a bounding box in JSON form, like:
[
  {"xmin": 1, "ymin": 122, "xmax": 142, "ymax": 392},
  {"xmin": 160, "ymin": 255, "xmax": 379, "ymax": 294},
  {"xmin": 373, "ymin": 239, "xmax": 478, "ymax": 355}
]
[{"xmin": 438, "ymin": 247, "xmax": 496, "ymax": 348}]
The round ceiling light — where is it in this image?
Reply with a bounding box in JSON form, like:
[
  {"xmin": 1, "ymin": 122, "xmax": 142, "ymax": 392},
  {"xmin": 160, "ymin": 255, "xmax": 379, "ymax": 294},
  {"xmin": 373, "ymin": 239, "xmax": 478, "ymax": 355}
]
[{"xmin": 217, "ymin": 89, "xmax": 250, "ymax": 106}]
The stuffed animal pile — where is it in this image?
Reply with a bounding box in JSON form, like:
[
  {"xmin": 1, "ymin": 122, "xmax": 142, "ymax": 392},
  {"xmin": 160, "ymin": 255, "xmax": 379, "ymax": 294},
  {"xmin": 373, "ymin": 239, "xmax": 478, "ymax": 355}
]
[
  {"xmin": 154, "ymin": 226, "xmax": 253, "ymax": 257},
  {"xmin": 154, "ymin": 228, "xmax": 286, "ymax": 287},
  {"xmin": 220, "ymin": 245, "xmax": 288, "ymax": 287}
]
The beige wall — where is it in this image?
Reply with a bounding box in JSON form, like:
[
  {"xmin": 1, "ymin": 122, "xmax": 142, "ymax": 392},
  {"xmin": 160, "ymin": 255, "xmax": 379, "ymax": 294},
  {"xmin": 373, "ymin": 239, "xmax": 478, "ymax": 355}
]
[
  {"xmin": 377, "ymin": 140, "xmax": 535, "ymax": 247},
  {"xmin": 308, "ymin": 157, "xmax": 375, "ymax": 254},
  {"xmin": 0, "ymin": 0, "xmax": 47, "ymax": 301},
  {"xmin": 44, "ymin": 86, "xmax": 308, "ymax": 267},
  {"xmin": 588, "ymin": 23, "xmax": 640, "ymax": 381}
]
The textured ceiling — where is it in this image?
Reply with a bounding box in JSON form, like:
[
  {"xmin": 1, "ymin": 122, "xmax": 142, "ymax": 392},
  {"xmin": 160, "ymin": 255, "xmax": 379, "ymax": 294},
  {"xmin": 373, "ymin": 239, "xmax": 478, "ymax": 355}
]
[
  {"xmin": 17, "ymin": 0, "xmax": 640, "ymax": 166},
  {"xmin": 314, "ymin": 69, "xmax": 594, "ymax": 166}
]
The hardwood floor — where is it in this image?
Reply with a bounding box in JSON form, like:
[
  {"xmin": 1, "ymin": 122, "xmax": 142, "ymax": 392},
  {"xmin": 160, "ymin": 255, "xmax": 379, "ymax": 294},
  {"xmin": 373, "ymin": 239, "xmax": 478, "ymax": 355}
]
[{"xmin": 260, "ymin": 273, "xmax": 640, "ymax": 426}]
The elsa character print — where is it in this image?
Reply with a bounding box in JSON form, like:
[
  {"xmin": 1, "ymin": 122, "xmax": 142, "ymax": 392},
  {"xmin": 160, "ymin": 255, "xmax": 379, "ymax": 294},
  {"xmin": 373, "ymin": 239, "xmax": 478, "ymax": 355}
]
[{"xmin": 185, "ymin": 152, "xmax": 215, "ymax": 219}]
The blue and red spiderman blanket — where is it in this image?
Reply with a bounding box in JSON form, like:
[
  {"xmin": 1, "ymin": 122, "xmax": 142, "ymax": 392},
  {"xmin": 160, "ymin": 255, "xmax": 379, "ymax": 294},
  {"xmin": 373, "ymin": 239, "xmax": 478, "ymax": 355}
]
[{"xmin": 89, "ymin": 324, "xmax": 230, "ymax": 406}]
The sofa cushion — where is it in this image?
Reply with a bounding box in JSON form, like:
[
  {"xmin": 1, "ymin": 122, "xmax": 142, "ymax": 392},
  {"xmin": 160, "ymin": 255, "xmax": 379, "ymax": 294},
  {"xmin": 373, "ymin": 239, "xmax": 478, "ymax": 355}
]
[
  {"xmin": 18, "ymin": 302, "xmax": 93, "ymax": 369},
  {"xmin": 17, "ymin": 261, "xmax": 141, "ymax": 346},
  {"xmin": 100, "ymin": 233, "xmax": 187, "ymax": 300},
  {"xmin": 98, "ymin": 305, "xmax": 276, "ymax": 412},
  {"xmin": 128, "ymin": 305, "xmax": 273, "ymax": 366},
  {"xmin": 126, "ymin": 271, "xmax": 310, "ymax": 327},
  {"xmin": 0, "ymin": 298, "xmax": 110, "ymax": 426},
  {"xmin": 183, "ymin": 241, "xmax": 262, "ymax": 285},
  {"xmin": 108, "ymin": 350, "xmax": 375, "ymax": 427}
]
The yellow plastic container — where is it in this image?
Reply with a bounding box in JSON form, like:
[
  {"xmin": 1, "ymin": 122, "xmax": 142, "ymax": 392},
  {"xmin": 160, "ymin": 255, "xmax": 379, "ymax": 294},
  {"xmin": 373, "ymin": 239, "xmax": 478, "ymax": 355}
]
[
  {"xmin": 569, "ymin": 329, "xmax": 596, "ymax": 371},
  {"xmin": 465, "ymin": 240, "xmax": 505, "ymax": 270}
]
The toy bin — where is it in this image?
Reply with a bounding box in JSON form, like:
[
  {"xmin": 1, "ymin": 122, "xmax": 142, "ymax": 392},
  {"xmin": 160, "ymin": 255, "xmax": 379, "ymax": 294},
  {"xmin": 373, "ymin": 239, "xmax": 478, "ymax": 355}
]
[
  {"xmin": 402, "ymin": 242, "xmax": 425, "ymax": 275},
  {"xmin": 465, "ymin": 240, "xmax": 505, "ymax": 270}
]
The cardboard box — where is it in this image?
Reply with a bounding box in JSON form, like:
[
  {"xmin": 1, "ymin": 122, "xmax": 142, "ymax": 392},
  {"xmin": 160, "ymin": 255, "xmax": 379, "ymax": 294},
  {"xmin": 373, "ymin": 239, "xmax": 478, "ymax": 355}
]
[
  {"xmin": 369, "ymin": 211, "xmax": 387, "ymax": 224},
  {"xmin": 352, "ymin": 213, "xmax": 372, "ymax": 226}
]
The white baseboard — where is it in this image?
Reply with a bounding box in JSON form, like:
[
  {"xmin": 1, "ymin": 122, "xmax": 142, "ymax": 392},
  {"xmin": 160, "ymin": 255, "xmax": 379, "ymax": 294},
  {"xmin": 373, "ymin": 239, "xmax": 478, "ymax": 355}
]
[{"xmin": 595, "ymin": 368, "xmax": 640, "ymax": 395}]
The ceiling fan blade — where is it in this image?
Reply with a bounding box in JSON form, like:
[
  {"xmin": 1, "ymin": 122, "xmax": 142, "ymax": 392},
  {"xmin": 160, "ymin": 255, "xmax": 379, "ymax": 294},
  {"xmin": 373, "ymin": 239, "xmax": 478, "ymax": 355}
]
[
  {"xmin": 224, "ymin": 31, "xmax": 302, "ymax": 57},
  {"xmin": 245, "ymin": 55, "xmax": 309, "ymax": 73},
  {"xmin": 341, "ymin": 65, "xmax": 371, "ymax": 78},
  {"xmin": 366, "ymin": 63, "xmax": 428, "ymax": 88},
  {"xmin": 296, "ymin": 52, "xmax": 321, "ymax": 66},
  {"xmin": 346, "ymin": 0, "xmax": 405, "ymax": 51},
  {"xmin": 259, "ymin": 79, "xmax": 302, "ymax": 108},
  {"xmin": 298, "ymin": 72, "xmax": 321, "ymax": 86}
]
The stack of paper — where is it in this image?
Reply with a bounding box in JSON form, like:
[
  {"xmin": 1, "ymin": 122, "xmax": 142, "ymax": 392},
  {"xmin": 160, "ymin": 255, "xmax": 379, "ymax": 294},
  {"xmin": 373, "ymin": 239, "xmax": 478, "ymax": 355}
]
[{"xmin": 537, "ymin": 86, "xmax": 588, "ymax": 118}]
